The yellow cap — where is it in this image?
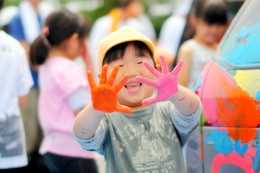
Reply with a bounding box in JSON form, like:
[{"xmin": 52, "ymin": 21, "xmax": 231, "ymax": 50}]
[{"xmin": 98, "ymin": 26, "xmax": 155, "ymax": 71}]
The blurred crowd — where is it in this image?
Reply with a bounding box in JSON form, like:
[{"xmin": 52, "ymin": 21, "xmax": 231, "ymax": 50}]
[{"xmin": 0, "ymin": 0, "xmax": 242, "ymax": 172}]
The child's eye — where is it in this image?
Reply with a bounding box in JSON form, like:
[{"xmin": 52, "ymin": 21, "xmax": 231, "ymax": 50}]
[
  {"xmin": 119, "ymin": 65, "xmax": 124, "ymax": 67},
  {"xmin": 137, "ymin": 62, "xmax": 143, "ymax": 64}
]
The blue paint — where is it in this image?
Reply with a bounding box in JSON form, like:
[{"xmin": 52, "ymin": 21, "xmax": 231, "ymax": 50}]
[
  {"xmin": 204, "ymin": 130, "xmax": 250, "ymax": 155},
  {"xmin": 253, "ymin": 131, "xmax": 260, "ymax": 170},
  {"xmin": 256, "ymin": 91, "xmax": 260, "ymax": 101},
  {"xmin": 234, "ymin": 140, "xmax": 248, "ymax": 154},
  {"xmin": 220, "ymin": 21, "xmax": 260, "ymax": 67},
  {"xmin": 256, "ymin": 92, "xmax": 260, "ymax": 110},
  {"xmin": 191, "ymin": 72, "xmax": 202, "ymax": 92},
  {"xmin": 204, "ymin": 130, "xmax": 233, "ymax": 155}
]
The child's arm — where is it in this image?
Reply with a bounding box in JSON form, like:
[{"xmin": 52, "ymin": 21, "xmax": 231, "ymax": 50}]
[
  {"xmin": 176, "ymin": 44, "xmax": 192, "ymax": 87},
  {"xmin": 73, "ymin": 64, "xmax": 131, "ymax": 139},
  {"xmin": 73, "ymin": 102, "xmax": 105, "ymax": 139},
  {"xmin": 168, "ymin": 85, "xmax": 200, "ymax": 116},
  {"xmin": 81, "ymin": 40, "xmax": 95, "ymax": 77},
  {"xmin": 136, "ymin": 55, "xmax": 200, "ymax": 116},
  {"xmin": 19, "ymin": 95, "xmax": 28, "ymax": 108}
]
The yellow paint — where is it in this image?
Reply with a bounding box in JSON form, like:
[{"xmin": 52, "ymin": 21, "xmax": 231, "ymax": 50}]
[{"xmin": 234, "ymin": 70, "xmax": 260, "ymax": 98}]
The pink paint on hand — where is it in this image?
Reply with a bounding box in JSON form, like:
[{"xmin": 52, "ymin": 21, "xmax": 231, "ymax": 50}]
[{"xmin": 136, "ymin": 55, "xmax": 183, "ymax": 106}]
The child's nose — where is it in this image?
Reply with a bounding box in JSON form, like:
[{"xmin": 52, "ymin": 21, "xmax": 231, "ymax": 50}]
[{"xmin": 125, "ymin": 64, "xmax": 140, "ymax": 77}]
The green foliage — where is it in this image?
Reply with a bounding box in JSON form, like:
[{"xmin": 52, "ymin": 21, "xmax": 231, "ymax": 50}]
[
  {"xmin": 150, "ymin": 14, "xmax": 170, "ymax": 38},
  {"xmin": 3, "ymin": 0, "xmax": 19, "ymax": 7},
  {"xmin": 79, "ymin": 0, "xmax": 117, "ymax": 28}
]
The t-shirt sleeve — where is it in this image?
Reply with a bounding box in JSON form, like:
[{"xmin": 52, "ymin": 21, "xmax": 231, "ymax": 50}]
[
  {"xmin": 16, "ymin": 46, "xmax": 33, "ymax": 96},
  {"xmin": 55, "ymin": 63, "xmax": 90, "ymax": 98},
  {"xmin": 71, "ymin": 117, "xmax": 108, "ymax": 155},
  {"xmin": 169, "ymin": 97, "xmax": 202, "ymax": 147},
  {"xmin": 170, "ymin": 95, "xmax": 202, "ymax": 134},
  {"xmin": 68, "ymin": 87, "xmax": 91, "ymax": 111}
]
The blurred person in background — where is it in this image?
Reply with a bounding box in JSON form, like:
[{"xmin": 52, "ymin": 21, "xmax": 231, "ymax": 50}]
[
  {"xmin": 0, "ymin": 0, "xmax": 33, "ymax": 171},
  {"xmin": 6, "ymin": 0, "xmax": 53, "ymax": 171},
  {"xmin": 174, "ymin": 1, "xmax": 228, "ymax": 170},
  {"xmin": 29, "ymin": 8, "xmax": 99, "ymax": 173},
  {"xmin": 88, "ymin": 0, "xmax": 156, "ymax": 81},
  {"xmin": 176, "ymin": 0, "xmax": 228, "ymax": 89},
  {"xmin": 156, "ymin": 0, "xmax": 193, "ymax": 70}
]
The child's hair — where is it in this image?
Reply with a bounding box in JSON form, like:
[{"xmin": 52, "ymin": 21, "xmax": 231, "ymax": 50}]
[
  {"xmin": 184, "ymin": 0, "xmax": 228, "ymax": 39},
  {"xmin": 103, "ymin": 41, "xmax": 154, "ymax": 66},
  {"xmin": 98, "ymin": 26, "xmax": 154, "ymax": 71},
  {"xmin": 117, "ymin": 0, "xmax": 134, "ymax": 8},
  {"xmin": 30, "ymin": 8, "xmax": 90, "ymax": 65},
  {"xmin": 192, "ymin": 0, "xmax": 228, "ymax": 25},
  {"xmin": 0, "ymin": 0, "xmax": 3, "ymax": 10}
]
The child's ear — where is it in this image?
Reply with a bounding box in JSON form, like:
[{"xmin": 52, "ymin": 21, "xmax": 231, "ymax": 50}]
[
  {"xmin": 190, "ymin": 15, "xmax": 197, "ymax": 27},
  {"xmin": 67, "ymin": 33, "xmax": 79, "ymax": 46},
  {"xmin": 156, "ymin": 64, "xmax": 161, "ymax": 72},
  {"xmin": 71, "ymin": 33, "xmax": 79, "ymax": 40}
]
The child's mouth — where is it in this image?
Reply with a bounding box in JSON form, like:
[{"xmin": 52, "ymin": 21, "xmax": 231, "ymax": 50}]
[{"xmin": 125, "ymin": 83, "xmax": 142, "ymax": 94}]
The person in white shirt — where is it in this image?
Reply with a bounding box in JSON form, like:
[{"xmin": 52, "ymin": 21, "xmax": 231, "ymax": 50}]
[{"xmin": 0, "ymin": 0, "xmax": 34, "ymax": 169}]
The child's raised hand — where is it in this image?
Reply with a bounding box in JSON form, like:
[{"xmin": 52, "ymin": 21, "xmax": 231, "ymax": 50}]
[
  {"xmin": 87, "ymin": 65, "xmax": 132, "ymax": 114},
  {"xmin": 136, "ymin": 55, "xmax": 183, "ymax": 106}
]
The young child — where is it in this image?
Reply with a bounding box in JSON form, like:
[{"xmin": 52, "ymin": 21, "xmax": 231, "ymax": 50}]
[
  {"xmin": 72, "ymin": 26, "xmax": 202, "ymax": 172},
  {"xmin": 29, "ymin": 8, "xmax": 99, "ymax": 173},
  {"xmin": 177, "ymin": 0, "xmax": 228, "ymax": 89}
]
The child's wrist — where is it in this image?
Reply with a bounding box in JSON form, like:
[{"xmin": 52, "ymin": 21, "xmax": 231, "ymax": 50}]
[
  {"xmin": 169, "ymin": 85, "xmax": 182, "ymax": 101},
  {"xmin": 88, "ymin": 102, "xmax": 106, "ymax": 117}
]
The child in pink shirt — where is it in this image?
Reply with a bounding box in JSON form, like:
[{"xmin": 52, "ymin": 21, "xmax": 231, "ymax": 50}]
[{"xmin": 29, "ymin": 8, "xmax": 99, "ymax": 173}]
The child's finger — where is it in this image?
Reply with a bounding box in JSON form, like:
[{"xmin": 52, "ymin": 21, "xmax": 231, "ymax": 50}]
[
  {"xmin": 156, "ymin": 64, "xmax": 161, "ymax": 72},
  {"xmin": 143, "ymin": 60, "xmax": 161, "ymax": 78},
  {"xmin": 100, "ymin": 65, "xmax": 108, "ymax": 85},
  {"xmin": 136, "ymin": 76, "xmax": 156, "ymax": 87},
  {"xmin": 114, "ymin": 74, "xmax": 130, "ymax": 92},
  {"xmin": 159, "ymin": 55, "xmax": 169, "ymax": 74},
  {"xmin": 116, "ymin": 104, "xmax": 132, "ymax": 114},
  {"xmin": 87, "ymin": 71, "xmax": 96, "ymax": 89},
  {"xmin": 171, "ymin": 60, "xmax": 183, "ymax": 76},
  {"xmin": 142, "ymin": 97, "xmax": 157, "ymax": 106},
  {"xmin": 107, "ymin": 65, "xmax": 119, "ymax": 86}
]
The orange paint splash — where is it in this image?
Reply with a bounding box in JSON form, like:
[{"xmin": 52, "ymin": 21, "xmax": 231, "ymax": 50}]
[{"xmin": 199, "ymin": 62, "xmax": 260, "ymax": 143}]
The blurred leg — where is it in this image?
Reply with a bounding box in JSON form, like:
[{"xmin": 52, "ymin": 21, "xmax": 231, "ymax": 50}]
[{"xmin": 43, "ymin": 153, "xmax": 98, "ymax": 173}]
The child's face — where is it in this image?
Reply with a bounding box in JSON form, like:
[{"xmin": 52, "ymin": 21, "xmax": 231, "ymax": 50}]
[
  {"xmin": 76, "ymin": 38, "xmax": 88, "ymax": 56},
  {"xmin": 106, "ymin": 44, "xmax": 156, "ymax": 109},
  {"xmin": 126, "ymin": 1, "xmax": 144, "ymax": 18},
  {"xmin": 196, "ymin": 19, "xmax": 226, "ymax": 44},
  {"xmin": 66, "ymin": 34, "xmax": 87, "ymax": 60}
]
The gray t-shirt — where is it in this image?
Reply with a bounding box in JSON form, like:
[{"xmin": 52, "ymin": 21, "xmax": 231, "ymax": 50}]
[{"xmin": 73, "ymin": 101, "xmax": 202, "ymax": 173}]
